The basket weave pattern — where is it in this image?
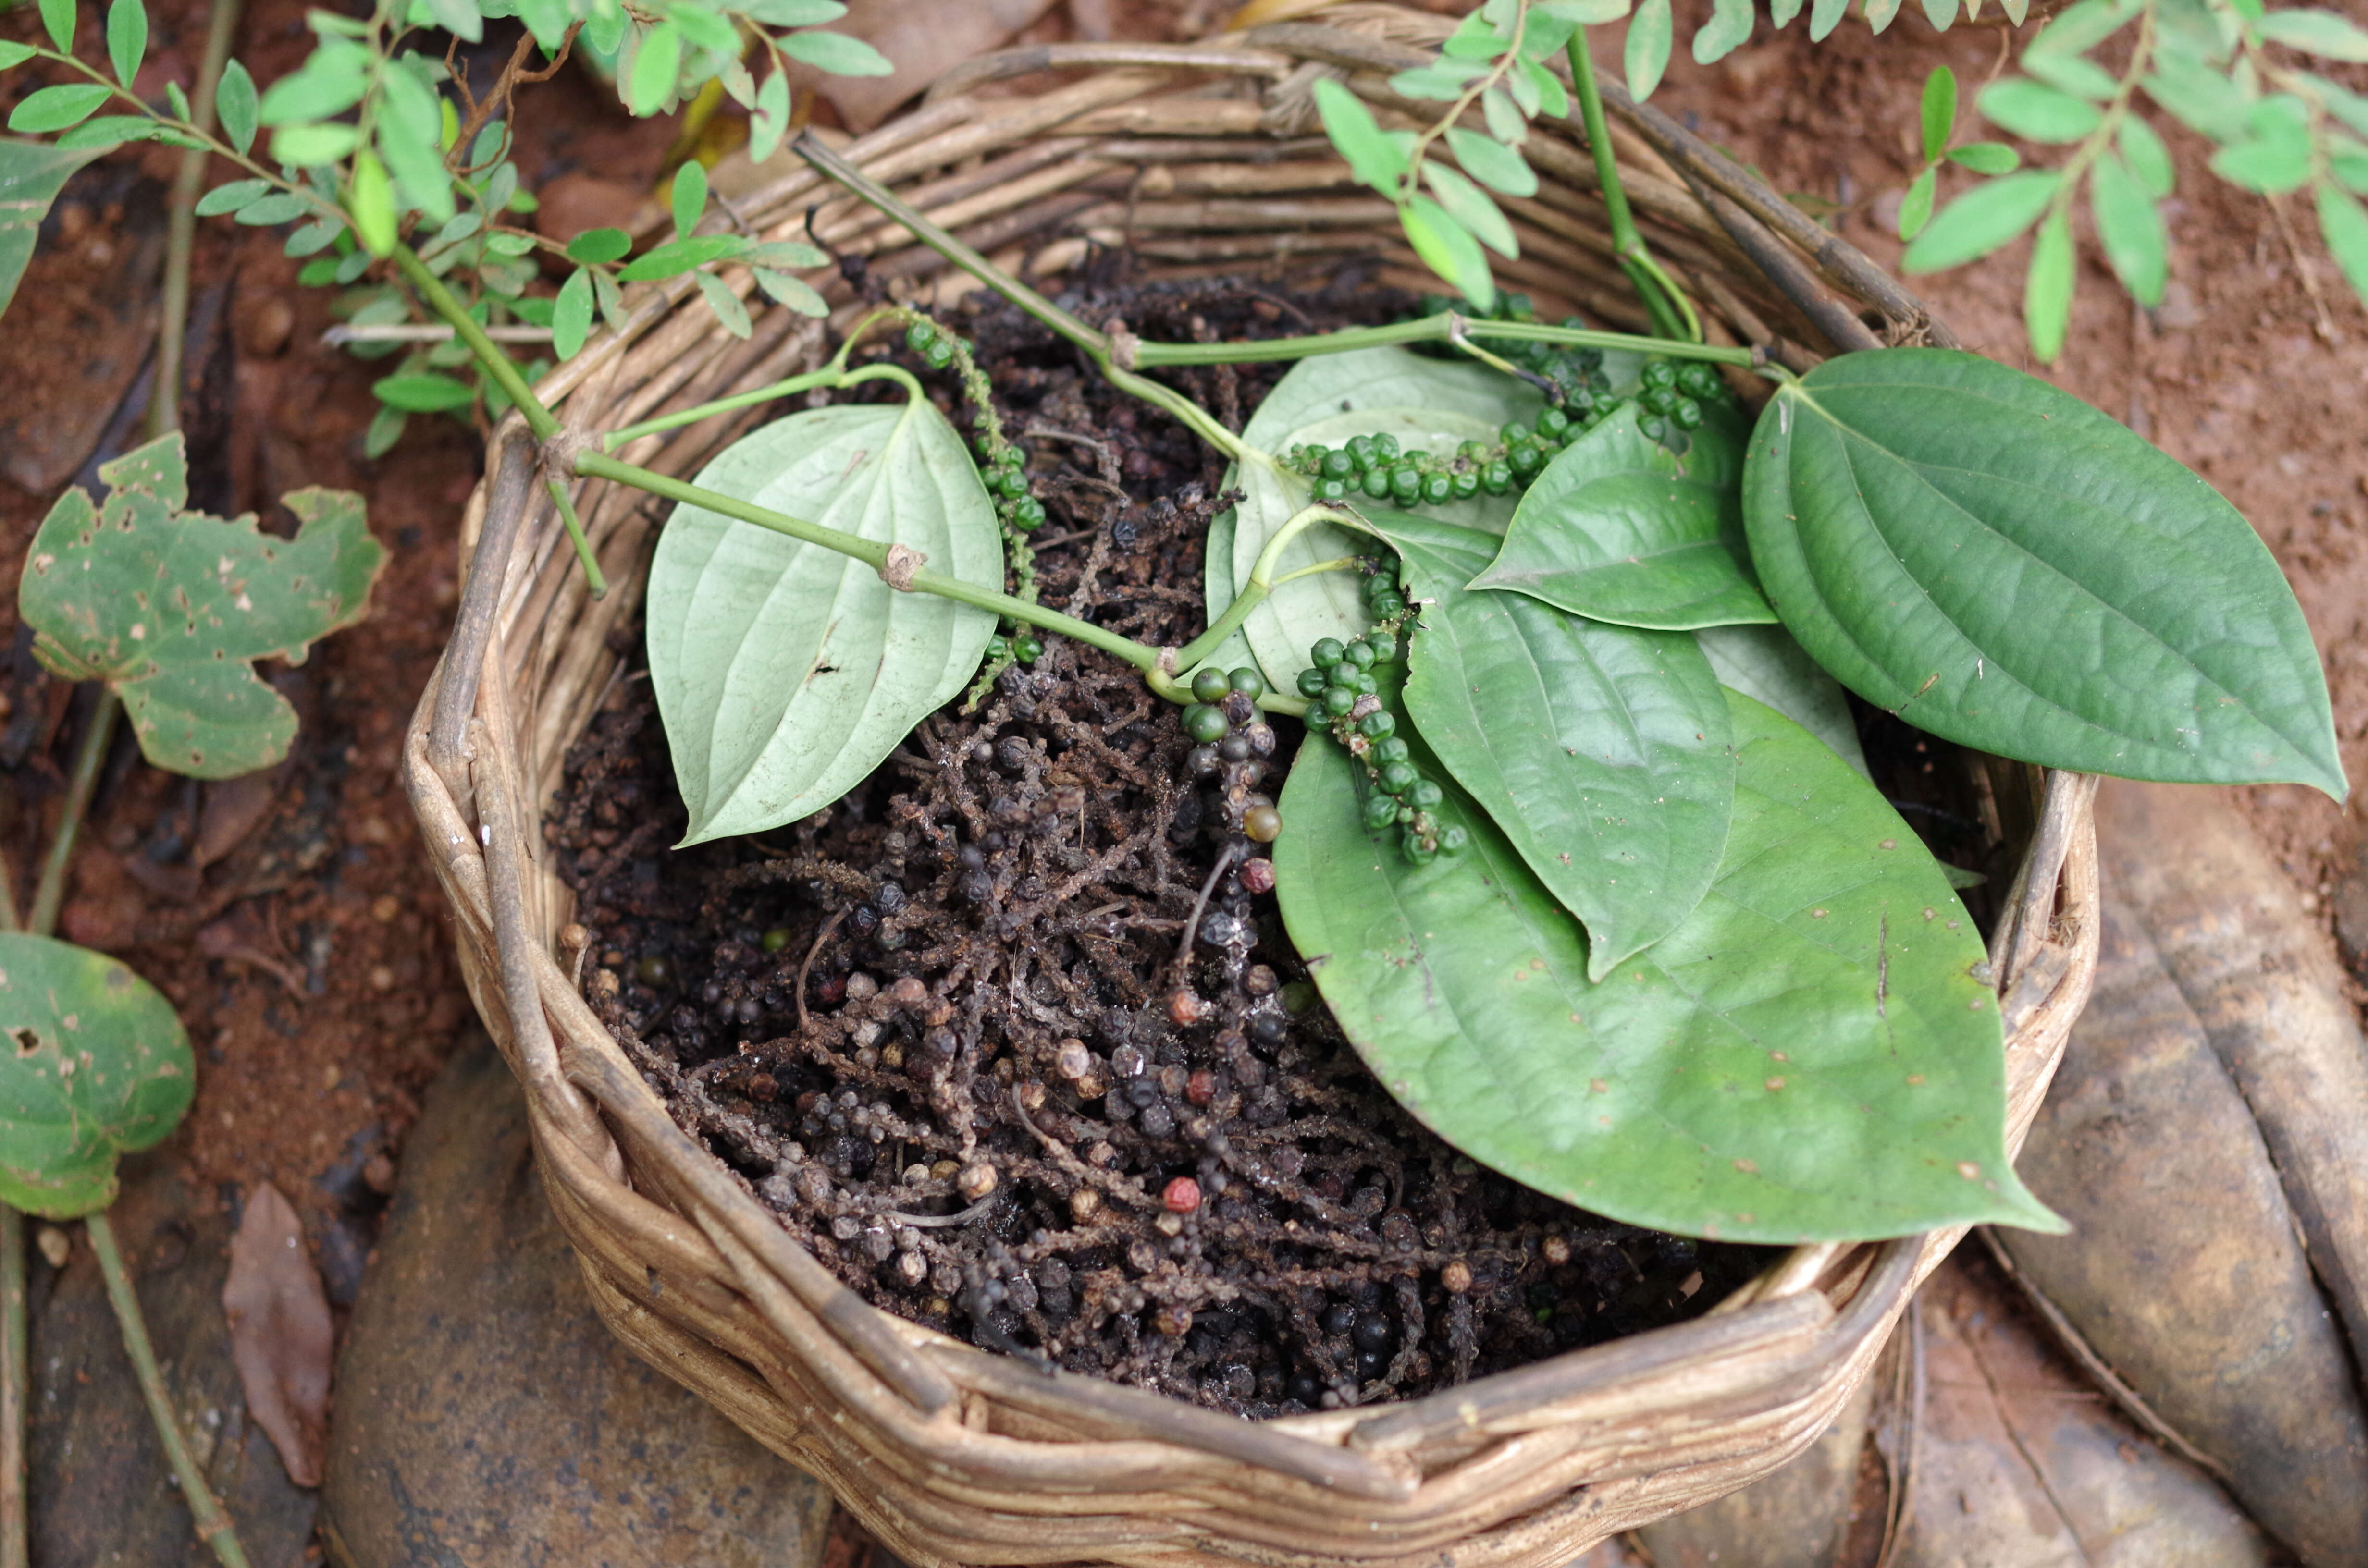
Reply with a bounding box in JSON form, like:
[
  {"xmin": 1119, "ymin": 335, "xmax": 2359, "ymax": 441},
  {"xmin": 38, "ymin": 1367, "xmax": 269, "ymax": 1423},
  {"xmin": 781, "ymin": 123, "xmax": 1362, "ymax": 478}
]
[{"xmin": 402, "ymin": 12, "xmax": 2101, "ymax": 1564}]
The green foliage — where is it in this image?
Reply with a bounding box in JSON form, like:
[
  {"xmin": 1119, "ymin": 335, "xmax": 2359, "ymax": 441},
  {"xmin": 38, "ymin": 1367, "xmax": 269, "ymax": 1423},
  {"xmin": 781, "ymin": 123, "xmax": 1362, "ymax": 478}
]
[
  {"xmin": 1896, "ymin": 65, "xmax": 2023, "ymax": 243},
  {"xmin": 0, "ymin": 138, "xmax": 102, "ymax": 319},
  {"xmin": 0, "ymin": 934, "xmax": 192, "ymax": 1220},
  {"xmin": 1696, "ymin": 622, "xmax": 1867, "ymax": 773},
  {"xmin": 18, "ymin": 434, "xmax": 384, "ymax": 779},
  {"xmin": 1743, "ymin": 350, "xmax": 2345, "ymax": 797},
  {"xmin": 1275, "ymin": 688, "xmax": 2059, "ymax": 1244},
  {"xmin": 647, "ymin": 397, "xmax": 1002, "ymax": 844}
]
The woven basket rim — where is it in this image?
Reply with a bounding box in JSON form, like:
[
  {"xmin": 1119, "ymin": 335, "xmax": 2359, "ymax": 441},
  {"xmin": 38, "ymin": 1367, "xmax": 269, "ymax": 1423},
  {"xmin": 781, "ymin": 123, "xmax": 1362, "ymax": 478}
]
[{"xmin": 400, "ymin": 13, "xmax": 2102, "ymax": 1563}]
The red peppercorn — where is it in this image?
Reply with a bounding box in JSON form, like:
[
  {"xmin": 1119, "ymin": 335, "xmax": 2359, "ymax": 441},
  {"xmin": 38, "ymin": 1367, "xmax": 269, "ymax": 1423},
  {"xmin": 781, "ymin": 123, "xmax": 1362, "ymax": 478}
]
[
  {"xmin": 1162, "ymin": 1176, "xmax": 1202, "ymax": 1214},
  {"xmin": 1185, "ymin": 1069, "xmax": 1217, "ymax": 1107},
  {"xmin": 1238, "ymin": 857, "xmax": 1276, "ymax": 895}
]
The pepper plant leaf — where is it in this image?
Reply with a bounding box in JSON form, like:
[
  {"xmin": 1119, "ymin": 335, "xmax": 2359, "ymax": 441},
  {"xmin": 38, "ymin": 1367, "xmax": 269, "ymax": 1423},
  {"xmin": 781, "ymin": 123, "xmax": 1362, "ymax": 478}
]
[
  {"xmin": 1743, "ymin": 349, "xmax": 2344, "ymax": 796},
  {"xmin": 649, "ymin": 398, "xmax": 1001, "ymax": 844},
  {"xmin": 1275, "ymin": 688, "xmax": 2059, "ymax": 1243},
  {"xmin": 1472, "ymin": 398, "xmax": 1773, "ymax": 630},
  {"xmin": 1212, "ymin": 346, "xmax": 1545, "ymax": 695},
  {"xmin": 1368, "ymin": 511, "xmax": 1734, "ymax": 979},
  {"xmin": 19, "ymin": 433, "xmax": 382, "ymax": 779},
  {"xmin": 1696, "ymin": 622, "xmax": 1868, "ymax": 775},
  {"xmin": 0, "ymin": 934, "xmax": 192, "ymax": 1219}
]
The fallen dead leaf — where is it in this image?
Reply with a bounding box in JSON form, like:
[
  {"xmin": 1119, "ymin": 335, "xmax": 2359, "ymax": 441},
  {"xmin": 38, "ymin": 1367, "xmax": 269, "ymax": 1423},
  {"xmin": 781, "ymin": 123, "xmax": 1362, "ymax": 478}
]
[
  {"xmin": 786, "ymin": 0, "xmax": 1060, "ymax": 131},
  {"xmin": 222, "ymin": 1181, "xmax": 334, "ymax": 1488}
]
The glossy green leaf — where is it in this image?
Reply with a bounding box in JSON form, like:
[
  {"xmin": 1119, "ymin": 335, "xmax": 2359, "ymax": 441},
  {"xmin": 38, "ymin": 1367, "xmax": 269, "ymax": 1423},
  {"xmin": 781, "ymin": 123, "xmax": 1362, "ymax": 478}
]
[
  {"xmin": 1627, "ymin": 0, "xmax": 1673, "ymax": 99},
  {"xmin": 0, "ymin": 139, "xmax": 102, "ymax": 324},
  {"xmin": 215, "ymin": 59, "xmax": 258, "ymax": 155},
  {"xmin": 1945, "ymin": 140, "xmax": 2018, "ymax": 175},
  {"xmin": 2258, "ymin": 8, "xmax": 2368, "ymax": 61},
  {"xmin": 566, "ymin": 226, "xmax": 632, "ymax": 264},
  {"xmin": 9, "ymin": 84, "xmax": 112, "ymax": 134},
  {"xmin": 1214, "ymin": 347, "xmax": 1543, "ymax": 694},
  {"xmin": 781, "ymin": 28, "xmax": 892, "ymax": 75},
  {"xmin": 2319, "ymin": 183, "xmax": 2368, "ymax": 307},
  {"xmin": 2023, "ymin": 207, "xmax": 2074, "ymax": 362},
  {"xmin": 672, "ymin": 157, "xmax": 707, "ymax": 241},
  {"xmin": 617, "ymin": 233, "xmax": 747, "ymax": 280},
  {"xmin": 2089, "ymin": 151, "xmax": 2166, "ymax": 306},
  {"xmin": 630, "ymin": 22, "xmax": 683, "ymax": 114},
  {"xmin": 105, "ymin": 0, "xmax": 146, "ymax": 87},
  {"xmin": 1275, "ymin": 688, "xmax": 2059, "ymax": 1243},
  {"xmin": 0, "ymin": 934, "xmax": 192, "ymax": 1219},
  {"xmin": 752, "ymin": 265, "xmax": 827, "ymax": 316},
  {"xmin": 37, "ymin": 0, "xmax": 73, "ymax": 51},
  {"xmin": 553, "ymin": 266, "xmax": 593, "ymax": 359},
  {"xmin": 1920, "ymin": 65, "xmax": 1956, "ymax": 164},
  {"xmin": 1373, "ymin": 513, "xmax": 1734, "ymax": 978},
  {"xmin": 1475, "ymin": 400, "xmax": 1771, "ymax": 630},
  {"xmin": 1742, "ymin": 349, "xmax": 2345, "ymax": 796},
  {"xmin": 696, "ymin": 269, "xmax": 751, "ymax": 337},
  {"xmin": 1692, "ymin": 0, "xmax": 1752, "ymax": 64},
  {"xmin": 1444, "ymin": 125, "xmax": 1537, "ymax": 198},
  {"xmin": 1900, "ymin": 170, "xmax": 2058, "ymax": 272},
  {"xmin": 650, "ymin": 399, "xmax": 1001, "ymax": 844},
  {"xmin": 19, "ymin": 434, "xmax": 382, "ymax": 778},
  {"xmin": 1899, "ymin": 165, "xmax": 1936, "ymax": 240},
  {"xmin": 1315, "ymin": 78, "xmax": 1403, "ymax": 194},
  {"xmin": 1696, "ymin": 622, "xmax": 1867, "ymax": 774},
  {"xmin": 1400, "ymin": 195, "xmax": 1492, "ymax": 310},
  {"xmin": 1422, "ymin": 161, "xmax": 1517, "ymax": 259},
  {"xmin": 1980, "ymin": 78, "xmax": 2101, "ymax": 141}
]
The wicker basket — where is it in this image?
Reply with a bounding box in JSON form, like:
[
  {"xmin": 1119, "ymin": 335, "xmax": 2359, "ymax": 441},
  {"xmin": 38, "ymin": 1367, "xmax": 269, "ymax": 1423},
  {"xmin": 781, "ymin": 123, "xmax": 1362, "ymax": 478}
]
[{"xmin": 401, "ymin": 9, "xmax": 2102, "ymax": 1564}]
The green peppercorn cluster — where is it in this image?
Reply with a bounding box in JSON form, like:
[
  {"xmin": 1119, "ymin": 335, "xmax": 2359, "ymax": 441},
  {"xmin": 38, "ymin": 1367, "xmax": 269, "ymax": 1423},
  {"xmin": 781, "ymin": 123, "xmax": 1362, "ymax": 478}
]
[
  {"xmin": 1281, "ymin": 407, "xmax": 1596, "ymax": 508},
  {"xmin": 1179, "ymin": 666, "xmax": 1284, "ymax": 847},
  {"xmin": 985, "ymin": 629, "xmax": 1045, "ymax": 666},
  {"xmin": 1417, "ymin": 293, "xmax": 1616, "ymax": 413},
  {"xmin": 1632, "ymin": 358, "xmax": 1730, "ymax": 448}
]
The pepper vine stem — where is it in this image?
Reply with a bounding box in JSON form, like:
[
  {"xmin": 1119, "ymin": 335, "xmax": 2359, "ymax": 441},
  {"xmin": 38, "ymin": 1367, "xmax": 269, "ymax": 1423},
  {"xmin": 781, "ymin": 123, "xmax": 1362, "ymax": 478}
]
[
  {"xmin": 1567, "ymin": 33, "xmax": 1701, "ymax": 345},
  {"xmin": 1170, "ymin": 504, "xmax": 1361, "ymax": 680},
  {"xmin": 1129, "ymin": 313, "xmax": 1754, "ymax": 369}
]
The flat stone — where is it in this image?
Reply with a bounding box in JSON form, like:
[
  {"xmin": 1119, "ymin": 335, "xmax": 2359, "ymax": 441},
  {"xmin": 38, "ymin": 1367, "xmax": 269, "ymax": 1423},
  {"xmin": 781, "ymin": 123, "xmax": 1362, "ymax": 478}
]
[
  {"xmin": 29, "ymin": 1153, "xmax": 319, "ymax": 1568},
  {"xmin": 321, "ymin": 1035, "xmax": 832, "ymax": 1568}
]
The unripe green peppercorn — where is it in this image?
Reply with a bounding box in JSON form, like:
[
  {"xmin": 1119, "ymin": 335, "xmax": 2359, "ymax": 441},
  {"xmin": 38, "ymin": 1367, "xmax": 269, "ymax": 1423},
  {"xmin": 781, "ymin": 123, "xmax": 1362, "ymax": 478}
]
[
  {"xmin": 1451, "ymin": 470, "xmax": 1480, "ymax": 500},
  {"xmin": 1012, "ymin": 633, "xmax": 1044, "ymax": 663},
  {"xmin": 1011, "ymin": 497, "xmax": 1046, "ymax": 531},
  {"xmin": 1390, "ymin": 467, "xmax": 1422, "ymax": 504},
  {"xmin": 1296, "ymin": 667, "xmax": 1328, "ymax": 698},
  {"xmin": 1321, "ymin": 449, "xmax": 1356, "ymax": 481},
  {"xmin": 1343, "ymin": 640, "xmax": 1376, "ymax": 669},
  {"xmin": 1192, "ymin": 667, "xmax": 1231, "ymax": 703},
  {"xmin": 1311, "ymin": 638, "xmax": 1345, "ymax": 668},
  {"xmin": 1673, "ymin": 396, "xmax": 1704, "ymax": 430},
  {"xmin": 1378, "ymin": 761, "xmax": 1418, "ymax": 795},
  {"xmin": 1370, "ymin": 736, "xmax": 1409, "ymax": 765},
  {"xmin": 1482, "ymin": 461, "xmax": 1512, "ymax": 495},
  {"xmin": 1372, "ymin": 433, "xmax": 1400, "ymax": 460},
  {"xmin": 1421, "ymin": 472, "xmax": 1453, "ymax": 505},
  {"xmin": 1363, "ymin": 793, "xmax": 1400, "ymax": 831},
  {"xmin": 1405, "ymin": 779, "xmax": 1443, "ymax": 810},
  {"xmin": 762, "ymin": 927, "xmax": 793, "ymax": 953},
  {"xmin": 1183, "ymin": 703, "xmax": 1229, "ymax": 743},
  {"xmin": 987, "ymin": 635, "xmax": 1010, "ymax": 660},
  {"xmin": 1229, "ymin": 667, "xmax": 1264, "ymax": 697},
  {"xmin": 1538, "ymin": 407, "xmax": 1571, "ymax": 437},
  {"xmin": 1323, "ymin": 685, "xmax": 1358, "ymax": 716},
  {"xmin": 1361, "ymin": 467, "xmax": 1392, "ymax": 498},
  {"xmin": 924, "ymin": 340, "xmax": 955, "ymax": 369},
  {"xmin": 906, "ymin": 321, "xmax": 938, "ymax": 351},
  {"xmin": 1359, "ymin": 710, "xmax": 1396, "ymax": 739},
  {"xmin": 1437, "ymin": 824, "xmax": 1468, "ymax": 855},
  {"xmin": 1316, "ymin": 478, "xmax": 1349, "ymax": 503}
]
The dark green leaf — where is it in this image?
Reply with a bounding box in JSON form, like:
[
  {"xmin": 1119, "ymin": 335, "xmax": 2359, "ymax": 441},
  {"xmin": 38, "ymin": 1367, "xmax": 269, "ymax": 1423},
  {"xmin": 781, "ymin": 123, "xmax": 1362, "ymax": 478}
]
[
  {"xmin": 1741, "ymin": 349, "xmax": 2345, "ymax": 796},
  {"xmin": 2319, "ymin": 183, "xmax": 2368, "ymax": 309},
  {"xmin": 1626, "ymin": 0, "xmax": 1673, "ymax": 99},
  {"xmin": 1314, "ymin": 77, "xmax": 1405, "ymax": 194},
  {"xmin": 1921, "ymin": 65, "xmax": 1956, "ymax": 164},
  {"xmin": 1900, "ymin": 170, "xmax": 2058, "ymax": 271},
  {"xmin": 552, "ymin": 266, "xmax": 593, "ymax": 359},
  {"xmin": 372, "ymin": 371, "xmax": 476, "ymax": 411},
  {"xmin": 1444, "ymin": 125, "xmax": 1537, "ymax": 198},
  {"xmin": 296, "ymin": 256, "xmax": 339, "ymax": 286},
  {"xmin": 1422, "ymin": 160, "xmax": 1518, "ymax": 259},
  {"xmin": 1373, "ymin": 513, "xmax": 1735, "ymax": 978},
  {"xmin": 8, "ymin": 84, "xmax": 112, "ymax": 134},
  {"xmin": 649, "ymin": 399, "xmax": 1001, "ymax": 842},
  {"xmin": 1274, "ymin": 688, "xmax": 2060, "ymax": 1243},
  {"xmin": 0, "ymin": 934, "xmax": 191, "ymax": 1219},
  {"xmin": 629, "ymin": 22, "xmax": 682, "ymax": 114},
  {"xmin": 1475, "ymin": 400, "xmax": 1773, "ymax": 630},
  {"xmin": 566, "ymin": 226, "xmax": 632, "ymax": 264},
  {"xmin": 2258, "ymin": 8, "xmax": 2368, "ymax": 62},
  {"xmin": 752, "ymin": 265, "xmax": 827, "ymax": 316},
  {"xmin": 1400, "ymin": 194, "xmax": 1493, "ymax": 311},
  {"xmin": 1945, "ymin": 140, "xmax": 2020, "ymax": 175},
  {"xmin": 215, "ymin": 59, "xmax": 257, "ymax": 155},
  {"xmin": 695, "ymin": 270, "xmax": 751, "ymax": 337},
  {"xmin": 20, "ymin": 434, "xmax": 382, "ymax": 778},
  {"xmin": 0, "ymin": 139, "xmax": 103, "ymax": 321},
  {"xmin": 2089, "ymin": 150, "xmax": 2166, "ymax": 305},
  {"xmin": 1979, "ymin": 77, "xmax": 2102, "ymax": 141},
  {"xmin": 616, "ymin": 233, "xmax": 748, "ymax": 280},
  {"xmin": 37, "ymin": 0, "xmax": 73, "ymax": 52},
  {"xmin": 1899, "ymin": 165, "xmax": 1936, "ymax": 240},
  {"xmin": 672, "ymin": 159, "xmax": 707, "ymax": 241},
  {"xmin": 2023, "ymin": 207, "xmax": 2073, "ymax": 362},
  {"xmin": 1692, "ymin": 0, "xmax": 1752, "ymax": 63},
  {"xmin": 1696, "ymin": 623, "xmax": 1866, "ymax": 772},
  {"xmin": 105, "ymin": 0, "xmax": 146, "ymax": 87},
  {"xmin": 781, "ymin": 28, "xmax": 892, "ymax": 75}
]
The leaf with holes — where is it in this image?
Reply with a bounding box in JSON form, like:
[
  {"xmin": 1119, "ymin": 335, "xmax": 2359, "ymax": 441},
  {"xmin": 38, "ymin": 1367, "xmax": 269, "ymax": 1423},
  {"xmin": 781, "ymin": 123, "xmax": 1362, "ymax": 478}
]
[
  {"xmin": 1474, "ymin": 398, "xmax": 1771, "ymax": 630},
  {"xmin": 649, "ymin": 397, "xmax": 1001, "ymax": 844},
  {"xmin": 1743, "ymin": 349, "xmax": 2343, "ymax": 796},
  {"xmin": 1276, "ymin": 688, "xmax": 2059, "ymax": 1243},
  {"xmin": 0, "ymin": 934, "xmax": 192, "ymax": 1219},
  {"xmin": 18, "ymin": 433, "xmax": 382, "ymax": 779}
]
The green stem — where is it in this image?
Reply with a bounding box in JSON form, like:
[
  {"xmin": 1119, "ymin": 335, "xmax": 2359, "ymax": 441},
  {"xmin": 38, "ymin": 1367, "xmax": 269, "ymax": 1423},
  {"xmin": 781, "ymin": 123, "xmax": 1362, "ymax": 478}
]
[
  {"xmin": 148, "ymin": 0, "xmax": 244, "ymax": 443},
  {"xmin": 391, "ymin": 243, "xmax": 558, "ymax": 441},
  {"xmin": 1568, "ymin": 33, "xmax": 1702, "ymax": 344},
  {"xmin": 1129, "ymin": 313, "xmax": 1753, "ymax": 368},
  {"xmin": 1269, "ymin": 555, "xmax": 1365, "ymax": 589},
  {"xmin": 1170, "ymin": 504, "xmax": 1358, "ymax": 681},
  {"xmin": 602, "ymin": 363, "xmax": 851, "ymax": 449},
  {"xmin": 86, "ymin": 1214, "xmax": 250, "ymax": 1568},
  {"xmin": 27, "ymin": 692, "xmax": 117, "ymax": 941},
  {"xmin": 545, "ymin": 480, "xmax": 607, "ymax": 599}
]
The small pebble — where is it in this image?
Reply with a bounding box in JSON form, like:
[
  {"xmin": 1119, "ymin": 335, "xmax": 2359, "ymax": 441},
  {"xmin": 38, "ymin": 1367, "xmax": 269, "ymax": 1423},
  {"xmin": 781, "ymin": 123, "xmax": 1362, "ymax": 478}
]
[{"xmin": 35, "ymin": 1226, "xmax": 69, "ymax": 1269}]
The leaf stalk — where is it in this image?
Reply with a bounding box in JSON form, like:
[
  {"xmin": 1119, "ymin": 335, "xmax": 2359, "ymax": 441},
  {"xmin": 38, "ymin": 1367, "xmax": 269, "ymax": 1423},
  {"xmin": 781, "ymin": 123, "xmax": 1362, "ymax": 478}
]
[{"xmin": 1567, "ymin": 33, "xmax": 1701, "ymax": 344}]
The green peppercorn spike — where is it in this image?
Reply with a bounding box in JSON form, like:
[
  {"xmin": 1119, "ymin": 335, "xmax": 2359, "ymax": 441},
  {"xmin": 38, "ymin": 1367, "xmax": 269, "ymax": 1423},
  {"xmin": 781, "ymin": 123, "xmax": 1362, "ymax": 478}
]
[
  {"xmin": 1192, "ymin": 667, "xmax": 1231, "ymax": 703},
  {"xmin": 1183, "ymin": 703, "xmax": 1229, "ymax": 743}
]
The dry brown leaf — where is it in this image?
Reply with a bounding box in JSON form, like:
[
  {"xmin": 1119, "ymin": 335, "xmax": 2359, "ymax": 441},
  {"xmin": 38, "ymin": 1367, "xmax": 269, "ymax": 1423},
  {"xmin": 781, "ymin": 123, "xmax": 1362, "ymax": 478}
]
[
  {"xmin": 787, "ymin": 0, "xmax": 1060, "ymax": 131},
  {"xmin": 222, "ymin": 1180, "xmax": 334, "ymax": 1487},
  {"xmin": 193, "ymin": 763, "xmax": 284, "ymax": 870}
]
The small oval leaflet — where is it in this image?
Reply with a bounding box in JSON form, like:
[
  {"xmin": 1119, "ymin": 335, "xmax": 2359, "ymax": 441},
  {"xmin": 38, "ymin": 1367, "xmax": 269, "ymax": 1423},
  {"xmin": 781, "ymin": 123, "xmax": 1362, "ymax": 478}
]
[
  {"xmin": 649, "ymin": 398, "xmax": 1001, "ymax": 844},
  {"xmin": 1273, "ymin": 688, "xmax": 2061, "ymax": 1244},
  {"xmin": 0, "ymin": 934, "xmax": 193, "ymax": 1219},
  {"xmin": 1743, "ymin": 349, "xmax": 2343, "ymax": 797}
]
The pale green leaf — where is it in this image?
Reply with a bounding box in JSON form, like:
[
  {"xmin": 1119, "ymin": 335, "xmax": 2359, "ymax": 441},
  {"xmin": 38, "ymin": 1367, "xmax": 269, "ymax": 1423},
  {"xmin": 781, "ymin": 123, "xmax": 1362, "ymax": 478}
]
[
  {"xmin": 0, "ymin": 139, "xmax": 104, "ymax": 322},
  {"xmin": 8, "ymin": 84, "xmax": 112, "ymax": 134},
  {"xmin": 630, "ymin": 22, "xmax": 683, "ymax": 114},
  {"xmin": 696, "ymin": 269, "xmax": 752, "ymax": 337},
  {"xmin": 1692, "ymin": 0, "xmax": 1752, "ymax": 62},
  {"xmin": 752, "ymin": 265, "xmax": 828, "ymax": 316},
  {"xmin": 2258, "ymin": 8, "xmax": 2368, "ymax": 62},
  {"xmin": 1810, "ymin": 0, "xmax": 1850, "ymax": 40},
  {"xmin": 553, "ymin": 266, "xmax": 593, "ymax": 358},
  {"xmin": 1400, "ymin": 194, "xmax": 1493, "ymax": 309},
  {"xmin": 617, "ymin": 233, "xmax": 747, "ymax": 280},
  {"xmin": 2023, "ymin": 207, "xmax": 2074, "ymax": 362},
  {"xmin": 1899, "ymin": 164, "xmax": 1936, "ymax": 240},
  {"xmin": 781, "ymin": 28, "xmax": 892, "ymax": 75},
  {"xmin": 1945, "ymin": 140, "xmax": 2019, "ymax": 175},
  {"xmin": 215, "ymin": 59, "xmax": 258, "ymax": 155},
  {"xmin": 1627, "ymin": 0, "xmax": 1673, "ymax": 99},
  {"xmin": 672, "ymin": 157, "xmax": 707, "ymax": 241},
  {"xmin": 105, "ymin": 0, "xmax": 146, "ymax": 87},
  {"xmin": 37, "ymin": 0, "xmax": 74, "ymax": 52},
  {"xmin": 2089, "ymin": 150, "xmax": 2166, "ymax": 305},
  {"xmin": 1900, "ymin": 170, "xmax": 2059, "ymax": 271},
  {"xmin": 2318, "ymin": 182, "xmax": 2368, "ymax": 309},
  {"xmin": 1314, "ymin": 77, "xmax": 1405, "ymax": 194},
  {"xmin": 1444, "ymin": 125, "xmax": 1537, "ymax": 197},
  {"xmin": 2117, "ymin": 116, "xmax": 2174, "ymax": 196},
  {"xmin": 750, "ymin": 69, "xmax": 790, "ymax": 162},
  {"xmin": 1980, "ymin": 77, "xmax": 2102, "ymax": 141},
  {"xmin": 1422, "ymin": 160, "xmax": 1518, "ymax": 259}
]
